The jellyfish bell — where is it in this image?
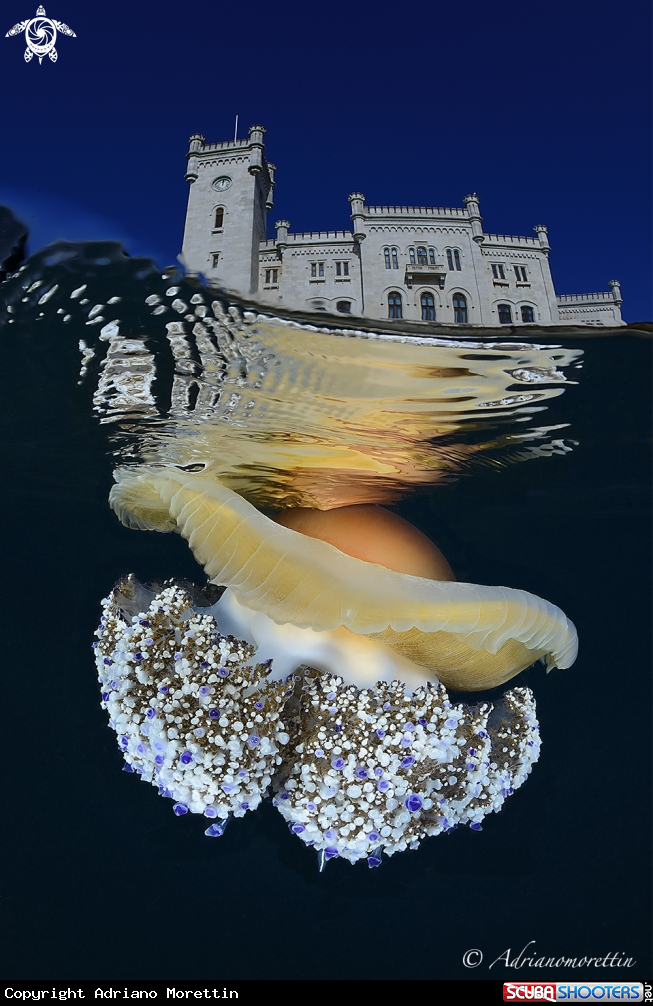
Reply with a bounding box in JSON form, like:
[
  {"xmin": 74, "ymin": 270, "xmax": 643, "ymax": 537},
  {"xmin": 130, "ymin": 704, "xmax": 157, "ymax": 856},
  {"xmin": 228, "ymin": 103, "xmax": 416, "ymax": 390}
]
[
  {"xmin": 109, "ymin": 465, "xmax": 578, "ymax": 692},
  {"xmin": 272, "ymin": 504, "xmax": 456, "ymax": 582}
]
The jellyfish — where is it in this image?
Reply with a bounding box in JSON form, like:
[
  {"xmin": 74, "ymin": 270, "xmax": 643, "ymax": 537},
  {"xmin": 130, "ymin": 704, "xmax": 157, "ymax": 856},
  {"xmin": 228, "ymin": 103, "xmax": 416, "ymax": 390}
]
[{"xmin": 95, "ymin": 462, "xmax": 576, "ymax": 865}]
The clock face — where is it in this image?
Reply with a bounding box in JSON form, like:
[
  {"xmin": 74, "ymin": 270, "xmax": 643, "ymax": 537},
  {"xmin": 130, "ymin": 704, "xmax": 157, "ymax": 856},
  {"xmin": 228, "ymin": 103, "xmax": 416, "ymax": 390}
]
[{"xmin": 212, "ymin": 176, "xmax": 232, "ymax": 192}]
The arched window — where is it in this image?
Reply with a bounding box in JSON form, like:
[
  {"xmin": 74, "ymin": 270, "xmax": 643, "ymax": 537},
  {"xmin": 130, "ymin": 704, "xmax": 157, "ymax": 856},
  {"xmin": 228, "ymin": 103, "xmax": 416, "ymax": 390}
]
[
  {"xmin": 453, "ymin": 249, "xmax": 461, "ymax": 270},
  {"xmin": 417, "ymin": 246, "xmax": 428, "ymax": 265},
  {"xmin": 409, "ymin": 248, "xmax": 416, "ymax": 264},
  {"xmin": 384, "ymin": 248, "xmax": 391, "ymax": 269},
  {"xmin": 214, "ymin": 207, "xmax": 224, "ymax": 230},
  {"xmin": 498, "ymin": 303, "xmax": 512, "ymax": 324},
  {"xmin": 388, "ymin": 292, "xmax": 403, "ymax": 319},
  {"xmin": 447, "ymin": 249, "xmax": 454, "ymax": 271},
  {"xmin": 429, "ymin": 248, "xmax": 436, "ymax": 265},
  {"xmin": 420, "ymin": 292, "xmax": 435, "ymax": 321},
  {"xmin": 521, "ymin": 305, "xmax": 535, "ymax": 323},
  {"xmin": 336, "ymin": 301, "xmax": 351, "ymax": 314},
  {"xmin": 391, "ymin": 248, "xmax": 399, "ymax": 269},
  {"xmin": 453, "ymin": 293, "xmax": 467, "ymax": 324}
]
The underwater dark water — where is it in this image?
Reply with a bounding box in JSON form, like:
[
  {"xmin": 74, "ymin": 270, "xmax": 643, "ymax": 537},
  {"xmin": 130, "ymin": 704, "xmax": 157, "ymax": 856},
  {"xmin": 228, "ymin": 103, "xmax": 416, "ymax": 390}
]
[{"xmin": 0, "ymin": 242, "xmax": 650, "ymax": 980}]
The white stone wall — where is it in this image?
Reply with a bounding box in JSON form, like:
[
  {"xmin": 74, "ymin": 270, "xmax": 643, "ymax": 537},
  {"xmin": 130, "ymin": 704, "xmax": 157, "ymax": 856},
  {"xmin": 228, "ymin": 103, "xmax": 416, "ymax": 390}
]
[
  {"xmin": 257, "ymin": 234, "xmax": 361, "ymax": 314},
  {"xmin": 181, "ymin": 131, "xmax": 271, "ymax": 297}
]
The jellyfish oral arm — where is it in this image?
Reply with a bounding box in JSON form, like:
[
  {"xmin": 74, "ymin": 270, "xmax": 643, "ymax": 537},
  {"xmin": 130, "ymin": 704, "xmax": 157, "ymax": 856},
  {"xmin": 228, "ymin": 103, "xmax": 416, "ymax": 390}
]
[{"xmin": 211, "ymin": 587, "xmax": 437, "ymax": 690}]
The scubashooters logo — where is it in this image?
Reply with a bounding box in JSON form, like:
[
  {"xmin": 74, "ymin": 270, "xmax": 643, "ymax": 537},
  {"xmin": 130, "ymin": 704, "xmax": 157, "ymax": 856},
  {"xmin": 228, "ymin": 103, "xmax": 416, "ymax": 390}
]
[{"xmin": 5, "ymin": 5, "xmax": 76, "ymax": 63}]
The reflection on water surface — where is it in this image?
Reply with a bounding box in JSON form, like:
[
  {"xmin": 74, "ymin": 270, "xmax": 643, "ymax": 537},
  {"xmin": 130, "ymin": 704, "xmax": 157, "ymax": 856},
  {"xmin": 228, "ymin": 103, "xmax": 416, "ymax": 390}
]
[{"xmin": 0, "ymin": 241, "xmax": 583, "ymax": 509}]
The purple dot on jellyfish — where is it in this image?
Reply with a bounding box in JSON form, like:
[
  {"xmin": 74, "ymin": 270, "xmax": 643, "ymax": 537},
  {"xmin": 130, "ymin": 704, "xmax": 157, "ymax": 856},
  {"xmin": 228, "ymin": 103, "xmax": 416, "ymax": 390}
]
[
  {"xmin": 122, "ymin": 763, "xmax": 135, "ymax": 773},
  {"xmin": 154, "ymin": 755, "xmax": 164, "ymax": 765},
  {"xmin": 331, "ymin": 758, "xmax": 345, "ymax": 770},
  {"xmin": 367, "ymin": 853, "xmax": 382, "ymax": 869},
  {"xmin": 383, "ymin": 703, "xmax": 391, "ymax": 711},
  {"xmin": 120, "ymin": 736, "xmax": 129, "ymax": 749},
  {"xmin": 307, "ymin": 803, "xmax": 316, "ymax": 812},
  {"xmin": 180, "ymin": 751, "xmax": 193, "ymax": 765},
  {"xmin": 401, "ymin": 756, "xmax": 415, "ymax": 768},
  {"xmin": 205, "ymin": 823, "xmax": 225, "ymax": 838},
  {"xmin": 200, "ymin": 661, "xmax": 210, "ymax": 669},
  {"xmin": 445, "ymin": 717, "xmax": 458, "ymax": 729},
  {"xmin": 356, "ymin": 767, "xmax": 367, "ymax": 779},
  {"xmin": 146, "ymin": 708, "xmax": 156, "ymax": 719},
  {"xmin": 218, "ymin": 667, "xmax": 229, "ymax": 678},
  {"xmin": 199, "ymin": 685, "xmax": 211, "ymax": 696},
  {"xmin": 279, "ymin": 792, "xmax": 289, "ymax": 800},
  {"xmin": 466, "ymin": 762, "xmax": 475, "ymax": 771},
  {"xmin": 291, "ymin": 823, "xmax": 305, "ymax": 834},
  {"xmin": 110, "ymin": 681, "xmax": 118, "ymax": 689},
  {"xmin": 401, "ymin": 737, "xmax": 411, "ymax": 747},
  {"xmin": 238, "ymin": 771, "xmax": 247, "ymax": 778},
  {"xmin": 470, "ymin": 822, "xmax": 483, "ymax": 831},
  {"xmin": 375, "ymin": 729, "xmax": 385, "ymax": 739},
  {"xmin": 134, "ymin": 653, "xmax": 143, "ymax": 662},
  {"xmin": 367, "ymin": 831, "xmax": 380, "ymax": 842},
  {"xmin": 405, "ymin": 794, "xmax": 423, "ymax": 813},
  {"xmin": 378, "ymin": 780, "xmax": 390, "ymax": 792},
  {"xmin": 204, "ymin": 807, "xmax": 217, "ymax": 818},
  {"xmin": 92, "ymin": 642, "xmax": 98, "ymax": 649},
  {"xmin": 404, "ymin": 723, "xmax": 414, "ymax": 732},
  {"xmin": 418, "ymin": 718, "xmax": 427, "ymax": 726},
  {"xmin": 209, "ymin": 708, "xmax": 221, "ymax": 719},
  {"xmin": 137, "ymin": 743, "xmax": 146, "ymax": 754},
  {"xmin": 374, "ymin": 767, "xmax": 383, "ymax": 777},
  {"xmin": 103, "ymin": 658, "xmax": 112, "ymax": 666},
  {"xmin": 324, "ymin": 847, "xmax": 339, "ymax": 860},
  {"xmin": 254, "ymin": 701, "xmax": 264, "ymax": 710},
  {"xmin": 247, "ymin": 735, "xmax": 260, "ymax": 747},
  {"xmin": 315, "ymin": 749, "xmax": 324, "ymax": 758},
  {"xmin": 327, "ymin": 693, "xmax": 336, "ymax": 701},
  {"xmin": 174, "ymin": 653, "xmax": 182, "ymax": 661},
  {"xmin": 139, "ymin": 620, "xmax": 150, "ymax": 627},
  {"xmin": 241, "ymin": 802, "xmax": 249, "ymax": 810},
  {"xmin": 468, "ymin": 748, "xmax": 477, "ymax": 756},
  {"xmin": 101, "ymin": 692, "xmax": 110, "ymax": 702},
  {"xmin": 329, "ymin": 706, "xmax": 338, "ymax": 714},
  {"xmin": 324, "ymin": 830, "xmax": 336, "ymax": 840},
  {"xmin": 334, "ymin": 725, "xmax": 342, "ymax": 734},
  {"xmin": 159, "ymin": 686, "xmax": 168, "ymax": 693}
]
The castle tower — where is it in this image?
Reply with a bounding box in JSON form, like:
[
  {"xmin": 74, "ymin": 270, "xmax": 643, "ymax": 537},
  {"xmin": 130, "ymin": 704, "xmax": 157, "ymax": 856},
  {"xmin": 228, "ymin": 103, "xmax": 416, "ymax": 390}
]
[{"xmin": 181, "ymin": 125, "xmax": 274, "ymax": 296}]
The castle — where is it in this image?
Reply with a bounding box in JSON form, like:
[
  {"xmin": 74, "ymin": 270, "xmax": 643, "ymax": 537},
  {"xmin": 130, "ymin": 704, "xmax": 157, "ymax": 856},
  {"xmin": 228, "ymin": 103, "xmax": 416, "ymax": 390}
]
[{"xmin": 181, "ymin": 125, "xmax": 624, "ymax": 327}]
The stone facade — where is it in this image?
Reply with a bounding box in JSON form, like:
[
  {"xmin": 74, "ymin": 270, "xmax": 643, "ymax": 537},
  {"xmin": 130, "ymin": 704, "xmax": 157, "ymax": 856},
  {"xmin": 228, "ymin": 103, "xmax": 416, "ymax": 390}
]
[{"xmin": 181, "ymin": 126, "xmax": 624, "ymax": 327}]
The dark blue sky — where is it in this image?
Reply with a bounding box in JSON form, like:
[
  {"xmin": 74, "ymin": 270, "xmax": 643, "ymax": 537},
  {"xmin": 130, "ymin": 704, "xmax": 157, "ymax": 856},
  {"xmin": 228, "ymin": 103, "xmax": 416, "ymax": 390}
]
[{"xmin": 1, "ymin": 0, "xmax": 651, "ymax": 320}]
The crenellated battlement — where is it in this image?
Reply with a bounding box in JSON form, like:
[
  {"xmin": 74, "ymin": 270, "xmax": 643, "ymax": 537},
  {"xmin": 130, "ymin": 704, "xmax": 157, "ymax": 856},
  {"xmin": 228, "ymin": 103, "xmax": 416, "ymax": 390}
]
[{"xmin": 365, "ymin": 205, "xmax": 468, "ymax": 218}]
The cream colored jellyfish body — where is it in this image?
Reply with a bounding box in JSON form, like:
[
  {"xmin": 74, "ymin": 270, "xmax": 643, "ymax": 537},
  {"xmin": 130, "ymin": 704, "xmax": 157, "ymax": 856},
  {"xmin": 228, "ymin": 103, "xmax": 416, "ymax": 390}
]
[
  {"xmin": 99, "ymin": 464, "xmax": 577, "ymax": 866},
  {"xmin": 109, "ymin": 465, "xmax": 577, "ymax": 692}
]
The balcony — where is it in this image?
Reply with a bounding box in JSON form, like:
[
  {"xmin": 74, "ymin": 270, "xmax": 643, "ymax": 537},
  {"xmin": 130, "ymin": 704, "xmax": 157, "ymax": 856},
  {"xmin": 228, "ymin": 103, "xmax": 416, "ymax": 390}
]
[{"xmin": 404, "ymin": 263, "xmax": 447, "ymax": 289}]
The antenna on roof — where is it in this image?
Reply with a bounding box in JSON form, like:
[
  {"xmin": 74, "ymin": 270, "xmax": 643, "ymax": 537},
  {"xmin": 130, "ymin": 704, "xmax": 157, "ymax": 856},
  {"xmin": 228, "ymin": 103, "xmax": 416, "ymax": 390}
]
[{"xmin": 234, "ymin": 115, "xmax": 238, "ymax": 143}]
